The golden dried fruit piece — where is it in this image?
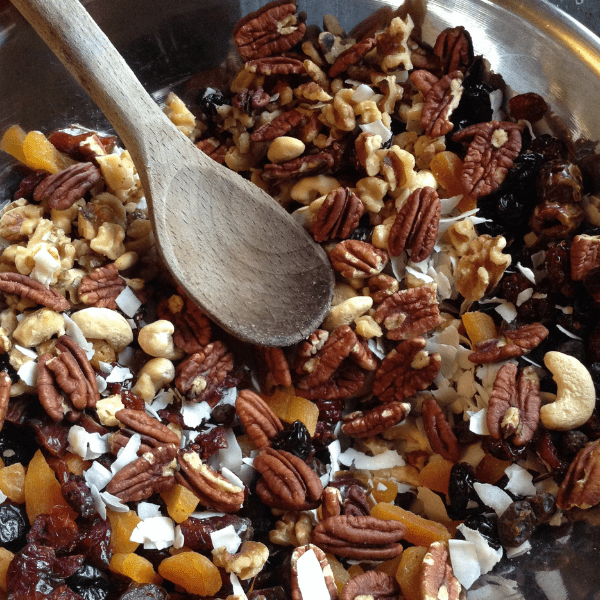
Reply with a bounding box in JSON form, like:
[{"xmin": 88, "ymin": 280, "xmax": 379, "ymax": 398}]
[
  {"xmin": 161, "ymin": 483, "xmax": 200, "ymax": 524},
  {"xmin": 0, "ymin": 124, "xmax": 27, "ymax": 164},
  {"xmin": 22, "ymin": 130, "xmax": 76, "ymax": 174},
  {"xmin": 0, "ymin": 463, "xmax": 26, "ymax": 504},
  {"xmin": 461, "ymin": 311, "xmax": 497, "ymax": 346},
  {"xmin": 265, "ymin": 390, "xmax": 319, "ymax": 436},
  {"xmin": 396, "ymin": 545, "xmax": 427, "ymax": 600},
  {"xmin": 110, "ymin": 553, "xmax": 163, "ymax": 585},
  {"xmin": 107, "ymin": 509, "xmax": 142, "ymax": 554},
  {"xmin": 158, "ymin": 551, "xmax": 222, "ymax": 596},
  {"xmin": 0, "ymin": 547, "xmax": 14, "ymax": 592}
]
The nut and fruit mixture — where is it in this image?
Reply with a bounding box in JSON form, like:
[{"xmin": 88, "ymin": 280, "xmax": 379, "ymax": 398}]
[{"xmin": 0, "ymin": 1, "xmax": 599, "ymax": 598}]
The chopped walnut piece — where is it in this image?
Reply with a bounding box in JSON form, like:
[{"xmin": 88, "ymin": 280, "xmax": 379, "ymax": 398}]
[{"xmin": 212, "ymin": 541, "xmax": 269, "ymax": 580}]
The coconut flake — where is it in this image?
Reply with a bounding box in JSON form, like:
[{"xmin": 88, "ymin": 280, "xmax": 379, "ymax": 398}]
[
  {"xmin": 0, "ymin": 490, "xmax": 7, "ymax": 504},
  {"xmin": 218, "ymin": 386, "xmax": 238, "ymax": 406},
  {"xmin": 31, "ymin": 246, "xmax": 61, "ymax": 287},
  {"xmin": 14, "ymin": 345, "xmax": 38, "ymax": 359},
  {"xmin": 96, "ymin": 376, "xmax": 107, "ymax": 393},
  {"xmin": 457, "ymin": 524, "xmax": 503, "ymax": 574},
  {"xmin": 473, "ymin": 482, "xmax": 513, "ymax": 516},
  {"xmin": 338, "ymin": 448, "xmax": 405, "ymax": 470},
  {"xmin": 210, "ymin": 524, "xmax": 242, "ymax": 554},
  {"xmin": 516, "ymin": 262, "xmax": 536, "ymax": 284},
  {"xmin": 506, "ymin": 539, "xmax": 531, "ymax": 558},
  {"xmin": 221, "ymin": 467, "xmax": 245, "ymax": 491},
  {"xmin": 152, "ymin": 388, "xmax": 176, "ymax": 411},
  {"xmin": 137, "ymin": 502, "xmax": 161, "ymax": 519},
  {"xmin": 495, "ymin": 301, "xmax": 517, "ymax": 323},
  {"xmin": 535, "ymin": 570, "xmax": 568, "ymax": 600},
  {"xmin": 181, "ymin": 400, "xmax": 211, "ymax": 428},
  {"xmin": 367, "ymin": 337, "xmax": 387, "ymax": 360},
  {"xmin": 83, "ymin": 461, "xmax": 113, "ymax": 491},
  {"xmin": 115, "ymin": 286, "xmax": 142, "ymax": 317},
  {"xmin": 216, "ymin": 429, "xmax": 243, "ymax": 476},
  {"xmin": 359, "ymin": 119, "xmax": 392, "ymax": 143},
  {"xmin": 516, "ymin": 288, "xmax": 534, "ymax": 306},
  {"xmin": 556, "ymin": 324, "xmax": 583, "ymax": 340},
  {"xmin": 489, "ymin": 89, "xmax": 504, "ymax": 120},
  {"xmin": 17, "ymin": 361, "xmax": 38, "ymax": 386},
  {"xmin": 100, "ymin": 491, "xmax": 129, "ymax": 512},
  {"xmin": 68, "ymin": 426, "xmax": 110, "ymax": 460},
  {"xmin": 296, "ymin": 548, "xmax": 332, "ymax": 600},
  {"xmin": 89, "ymin": 484, "xmax": 107, "ymax": 520},
  {"xmin": 230, "ymin": 574, "xmax": 247, "ymax": 599},
  {"xmin": 405, "ymin": 265, "xmax": 433, "ymax": 283},
  {"xmin": 105, "ymin": 365, "xmax": 133, "ymax": 383},
  {"xmin": 352, "ymin": 84, "xmax": 376, "ymax": 103},
  {"xmin": 130, "ymin": 516, "xmax": 176, "ymax": 550},
  {"xmin": 449, "ymin": 539, "xmax": 481, "ymax": 589},
  {"xmin": 468, "ymin": 409, "xmax": 490, "ymax": 436},
  {"xmin": 504, "ymin": 463, "xmax": 537, "ymax": 496},
  {"xmin": 111, "ymin": 434, "xmax": 141, "ymax": 474},
  {"xmin": 173, "ymin": 525, "xmax": 185, "ymax": 549},
  {"xmin": 190, "ymin": 510, "xmax": 227, "ymax": 520},
  {"xmin": 63, "ymin": 314, "xmax": 95, "ymax": 360}
]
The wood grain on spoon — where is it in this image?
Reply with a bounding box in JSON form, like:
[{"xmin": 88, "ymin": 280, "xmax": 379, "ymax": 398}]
[{"xmin": 11, "ymin": 0, "xmax": 334, "ymax": 347}]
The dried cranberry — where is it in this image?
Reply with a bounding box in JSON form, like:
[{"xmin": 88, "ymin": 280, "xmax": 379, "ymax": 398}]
[
  {"xmin": 74, "ymin": 516, "xmax": 112, "ymax": 569},
  {"xmin": 179, "ymin": 514, "xmax": 254, "ymax": 550},
  {"xmin": 195, "ymin": 426, "xmax": 229, "ymax": 461},
  {"xmin": 0, "ymin": 501, "xmax": 29, "ymax": 552},
  {"xmin": 59, "ymin": 472, "xmax": 96, "ymax": 519},
  {"xmin": 271, "ymin": 420, "xmax": 314, "ymax": 460},
  {"xmin": 117, "ymin": 584, "xmax": 168, "ymax": 600},
  {"xmin": 65, "ymin": 564, "xmax": 110, "ymax": 600},
  {"xmin": 120, "ymin": 390, "xmax": 146, "ymax": 411},
  {"xmin": 29, "ymin": 417, "xmax": 70, "ymax": 457},
  {"xmin": 14, "ymin": 170, "xmax": 49, "ymax": 201},
  {"xmin": 0, "ymin": 422, "xmax": 38, "ymax": 466},
  {"xmin": 27, "ymin": 506, "xmax": 79, "ymax": 553},
  {"xmin": 447, "ymin": 463, "xmax": 482, "ymax": 520},
  {"xmin": 497, "ymin": 500, "xmax": 534, "ymax": 547},
  {"xmin": 462, "ymin": 514, "xmax": 501, "ymax": 549}
]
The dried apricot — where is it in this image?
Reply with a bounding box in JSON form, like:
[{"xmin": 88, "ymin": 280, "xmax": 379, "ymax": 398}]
[
  {"xmin": 110, "ymin": 553, "xmax": 163, "ymax": 585},
  {"xmin": 158, "ymin": 551, "xmax": 222, "ymax": 596},
  {"xmin": 474, "ymin": 454, "xmax": 511, "ymax": 484},
  {"xmin": 0, "ymin": 463, "xmax": 26, "ymax": 504},
  {"xmin": 22, "ymin": 130, "xmax": 76, "ymax": 174},
  {"xmin": 418, "ymin": 458, "xmax": 453, "ymax": 495},
  {"xmin": 325, "ymin": 553, "xmax": 351, "ymax": 595},
  {"xmin": 0, "ymin": 124, "xmax": 27, "ymax": 165},
  {"xmin": 430, "ymin": 151, "xmax": 463, "ymax": 196},
  {"xmin": 0, "ymin": 547, "xmax": 14, "ymax": 592},
  {"xmin": 161, "ymin": 483, "xmax": 200, "ymax": 524},
  {"xmin": 107, "ymin": 509, "xmax": 142, "ymax": 554},
  {"xmin": 347, "ymin": 564, "xmax": 364, "ymax": 578},
  {"xmin": 375, "ymin": 554, "xmax": 404, "ymax": 577},
  {"xmin": 371, "ymin": 478, "xmax": 398, "ymax": 503},
  {"xmin": 63, "ymin": 452, "xmax": 91, "ymax": 476},
  {"xmin": 462, "ymin": 311, "xmax": 497, "ymax": 346},
  {"xmin": 395, "ymin": 545, "xmax": 427, "ymax": 600},
  {"xmin": 265, "ymin": 390, "xmax": 319, "ymax": 436},
  {"xmin": 371, "ymin": 502, "xmax": 451, "ymax": 547}
]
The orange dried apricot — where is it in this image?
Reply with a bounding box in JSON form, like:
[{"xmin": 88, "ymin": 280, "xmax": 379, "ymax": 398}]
[
  {"xmin": 0, "ymin": 463, "xmax": 26, "ymax": 504},
  {"xmin": 462, "ymin": 311, "xmax": 497, "ymax": 346},
  {"xmin": 418, "ymin": 458, "xmax": 453, "ymax": 495},
  {"xmin": 430, "ymin": 151, "xmax": 463, "ymax": 196},
  {"xmin": 158, "ymin": 551, "xmax": 222, "ymax": 596},
  {"xmin": 24, "ymin": 450, "xmax": 76, "ymax": 524},
  {"xmin": 371, "ymin": 502, "xmax": 451, "ymax": 547},
  {"xmin": 347, "ymin": 564, "xmax": 364, "ymax": 578},
  {"xmin": 325, "ymin": 553, "xmax": 351, "ymax": 595},
  {"xmin": 475, "ymin": 454, "xmax": 511, "ymax": 484},
  {"xmin": 0, "ymin": 548, "xmax": 14, "ymax": 592},
  {"xmin": 161, "ymin": 483, "xmax": 200, "ymax": 524},
  {"xmin": 456, "ymin": 194, "xmax": 477, "ymax": 212},
  {"xmin": 265, "ymin": 390, "xmax": 319, "ymax": 436},
  {"xmin": 63, "ymin": 452, "xmax": 91, "ymax": 476},
  {"xmin": 0, "ymin": 124, "xmax": 27, "ymax": 165},
  {"xmin": 375, "ymin": 554, "xmax": 404, "ymax": 577},
  {"xmin": 371, "ymin": 478, "xmax": 398, "ymax": 504},
  {"xmin": 110, "ymin": 553, "xmax": 163, "ymax": 585},
  {"xmin": 107, "ymin": 509, "xmax": 142, "ymax": 554},
  {"xmin": 22, "ymin": 130, "xmax": 75, "ymax": 174},
  {"xmin": 395, "ymin": 545, "xmax": 427, "ymax": 600}
]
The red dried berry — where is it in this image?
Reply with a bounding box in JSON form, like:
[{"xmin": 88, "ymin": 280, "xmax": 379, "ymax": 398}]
[{"xmin": 509, "ymin": 92, "xmax": 548, "ymax": 122}]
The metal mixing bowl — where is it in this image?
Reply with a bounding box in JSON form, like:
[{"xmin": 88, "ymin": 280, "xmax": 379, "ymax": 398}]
[{"xmin": 1, "ymin": 0, "xmax": 600, "ymax": 597}]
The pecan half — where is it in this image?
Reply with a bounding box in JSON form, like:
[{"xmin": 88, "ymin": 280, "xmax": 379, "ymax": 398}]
[
  {"xmin": 78, "ymin": 263, "xmax": 126, "ymax": 309},
  {"xmin": 453, "ymin": 121, "xmax": 523, "ymax": 197},
  {"xmin": 245, "ymin": 56, "xmax": 305, "ymax": 75},
  {"xmin": 291, "ymin": 544, "xmax": 338, "ymax": 600},
  {"xmin": 233, "ymin": 0, "xmax": 306, "ymax": 61},
  {"xmin": 368, "ymin": 274, "xmax": 400, "ymax": 304},
  {"xmin": 556, "ymin": 439, "xmax": 600, "ymax": 510},
  {"xmin": 115, "ymin": 409, "xmax": 180, "ymax": 446},
  {"xmin": 329, "ymin": 37, "xmax": 377, "ymax": 78},
  {"xmin": 105, "ymin": 444, "xmax": 177, "ymax": 502},
  {"xmin": 388, "ymin": 187, "xmax": 442, "ymax": 262},
  {"xmin": 469, "ymin": 323, "xmax": 549, "ymax": 364},
  {"xmin": 157, "ymin": 291, "xmax": 211, "ymax": 354},
  {"xmin": 296, "ymin": 362, "xmax": 366, "ymax": 400},
  {"xmin": 176, "ymin": 449, "xmax": 245, "ymax": 513},
  {"xmin": 33, "ymin": 161, "xmax": 102, "ymax": 209},
  {"xmin": 341, "ymin": 571, "xmax": 400, "ymax": 600},
  {"xmin": 410, "ymin": 69, "xmax": 439, "ymax": 97},
  {"xmin": 0, "ymin": 273, "xmax": 69, "ymax": 311},
  {"xmin": 420, "ymin": 541, "xmax": 462, "ymax": 600},
  {"xmin": 261, "ymin": 347, "xmax": 292, "ymax": 388},
  {"xmin": 330, "ymin": 240, "xmax": 389, "ymax": 279},
  {"xmin": 311, "ymin": 515, "xmax": 405, "ymax": 560},
  {"xmin": 233, "ymin": 87, "xmax": 271, "ymax": 114},
  {"xmin": 487, "ymin": 363, "xmax": 541, "ymax": 446},
  {"xmin": 236, "ymin": 389, "xmax": 283, "ymax": 449},
  {"xmin": 262, "ymin": 150, "xmax": 335, "ymax": 179},
  {"xmin": 174, "ymin": 341, "xmax": 233, "ymax": 405},
  {"xmin": 420, "ymin": 71, "xmax": 464, "ymax": 138},
  {"xmin": 37, "ymin": 354, "xmax": 66, "ymax": 422},
  {"xmin": 0, "ymin": 372, "xmax": 12, "ymax": 432},
  {"xmin": 374, "ymin": 284, "xmax": 441, "ymax": 340},
  {"xmin": 250, "ymin": 109, "xmax": 303, "ymax": 142},
  {"xmin": 254, "ymin": 448, "xmax": 323, "ymax": 510},
  {"xmin": 433, "ymin": 26, "xmax": 473, "ymax": 74},
  {"xmin": 342, "ymin": 401, "xmax": 410, "ymax": 438},
  {"xmin": 320, "ymin": 487, "xmax": 342, "ymax": 520},
  {"xmin": 422, "ymin": 397, "xmax": 460, "ymax": 462},
  {"xmin": 344, "ymin": 485, "xmax": 371, "ymax": 517},
  {"xmin": 312, "ymin": 187, "xmax": 365, "ymax": 242},
  {"xmin": 196, "ymin": 138, "xmax": 228, "ymax": 164},
  {"xmin": 571, "ymin": 234, "xmax": 600, "ymax": 281},
  {"xmin": 373, "ymin": 337, "xmax": 441, "ymax": 403}
]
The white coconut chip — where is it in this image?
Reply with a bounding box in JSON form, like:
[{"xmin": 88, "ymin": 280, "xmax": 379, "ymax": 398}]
[
  {"xmin": 468, "ymin": 574, "xmax": 521, "ymax": 600},
  {"xmin": 468, "ymin": 409, "xmax": 490, "ymax": 436},
  {"xmin": 83, "ymin": 461, "xmax": 113, "ymax": 491},
  {"xmin": 440, "ymin": 194, "xmax": 463, "ymax": 215},
  {"xmin": 218, "ymin": 386, "xmax": 238, "ymax": 406},
  {"xmin": 137, "ymin": 502, "xmax": 161, "ymax": 519},
  {"xmin": 495, "ymin": 301, "xmax": 517, "ymax": 323},
  {"xmin": 105, "ymin": 365, "xmax": 133, "ymax": 383},
  {"xmin": 516, "ymin": 288, "xmax": 534, "ymax": 306},
  {"xmin": 367, "ymin": 337, "xmax": 387, "ymax": 360},
  {"xmin": 0, "ymin": 490, "xmax": 7, "ymax": 504},
  {"xmin": 68, "ymin": 426, "xmax": 110, "ymax": 460},
  {"xmin": 473, "ymin": 482, "xmax": 513, "ymax": 516},
  {"xmin": 359, "ymin": 119, "xmax": 392, "ymax": 143},
  {"xmin": 230, "ymin": 574, "xmax": 248, "ymax": 599},
  {"xmin": 404, "ymin": 265, "xmax": 433, "ymax": 284},
  {"xmin": 14, "ymin": 345, "xmax": 38, "ymax": 359},
  {"xmin": 17, "ymin": 360, "xmax": 38, "ymax": 386},
  {"xmin": 216, "ymin": 429, "xmax": 244, "ymax": 477},
  {"xmin": 144, "ymin": 402, "xmax": 161, "ymax": 421},
  {"xmin": 504, "ymin": 463, "xmax": 537, "ymax": 497},
  {"xmin": 152, "ymin": 388, "xmax": 176, "ymax": 410},
  {"xmin": 181, "ymin": 399, "xmax": 211, "ymax": 428},
  {"xmin": 190, "ymin": 510, "xmax": 227, "ymax": 520},
  {"xmin": 555, "ymin": 304, "xmax": 573, "ymax": 315},
  {"xmin": 458, "ymin": 524, "xmax": 503, "ymax": 574},
  {"xmin": 296, "ymin": 548, "xmax": 332, "ymax": 600},
  {"xmin": 115, "ymin": 286, "xmax": 142, "ymax": 317},
  {"xmin": 210, "ymin": 524, "xmax": 242, "ymax": 554},
  {"xmin": 96, "ymin": 375, "xmax": 107, "ymax": 394},
  {"xmin": 63, "ymin": 314, "xmax": 95, "ymax": 360},
  {"xmin": 338, "ymin": 448, "xmax": 405, "ymax": 470},
  {"xmin": 89, "ymin": 483, "xmax": 107, "ymax": 520},
  {"xmin": 535, "ymin": 570, "xmax": 568, "ymax": 600},
  {"xmin": 530, "ymin": 250, "xmax": 546, "ymax": 270},
  {"xmin": 390, "ymin": 252, "xmax": 408, "ymax": 281},
  {"xmin": 221, "ymin": 467, "xmax": 245, "ymax": 491},
  {"xmin": 516, "ymin": 262, "xmax": 536, "ymax": 284},
  {"xmin": 506, "ymin": 539, "xmax": 531, "ymax": 559},
  {"xmin": 556, "ymin": 324, "xmax": 583, "ymax": 340},
  {"xmin": 489, "ymin": 89, "xmax": 504, "ymax": 120},
  {"xmin": 31, "ymin": 246, "xmax": 61, "ymax": 288},
  {"xmin": 130, "ymin": 516, "xmax": 176, "ymax": 550},
  {"xmin": 173, "ymin": 525, "xmax": 185, "ymax": 549},
  {"xmin": 352, "ymin": 84, "xmax": 376, "ymax": 103},
  {"xmin": 449, "ymin": 539, "xmax": 481, "ymax": 589},
  {"xmin": 110, "ymin": 433, "xmax": 141, "ymax": 474}
]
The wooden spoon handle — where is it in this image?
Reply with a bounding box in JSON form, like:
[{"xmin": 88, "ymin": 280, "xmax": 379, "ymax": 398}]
[{"xmin": 10, "ymin": 0, "xmax": 168, "ymax": 168}]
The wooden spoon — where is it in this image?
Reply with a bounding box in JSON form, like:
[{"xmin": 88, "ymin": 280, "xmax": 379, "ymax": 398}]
[{"xmin": 11, "ymin": 0, "xmax": 334, "ymax": 347}]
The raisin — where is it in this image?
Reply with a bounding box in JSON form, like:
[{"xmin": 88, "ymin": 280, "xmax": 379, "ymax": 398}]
[
  {"xmin": 536, "ymin": 159, "xmax": 583, "ymax": 204},
  {"xmin": 497, "ymin": 500, "xmax": 534, "ymax": 547},
  {"xmin": 65, "ymin": 564, "xmax": 110, "ymax": 600},
  {"xmin": 74, "ymin": 516, "xmax": 112, "ymax": 569},
  {"xmin": 526, "ymin": 493, "xmax": 556, "ymax": 525},
  {"xmin": 199, "ymin": 89, "xmax": 231, "ymax": 119},
  {"xmin": 447, "ymin": 463, "xmax": 482, "ymax": 520},
  {"xmin": 453, "ymin": 419, "xmax": 480, "ymax": 445},
  {"xmin": 179, "ymin": 514, "xmax": 254, "ymax": 550},
  {"xmin": 508, "ymin": 92, "xmax": 548, "ymax": 122},
  {"xmin": 210, "ymin": 403, "xmax": 237, "ymax": 428},
  {"xmin": 483, "ymin": 437, "xmax": 528, "ymax": 462},
  {"xmin": 559, "ymin": 430, "xmax": 589, "ymax": 457},
  {"xmin": 118, "ymin": 584, "xmax": 168, "ymax": 600},
  {"xmin": 529, "ymin": 134, "xmax": 571, "ymax": 162},
  {"xmin": 462, "ymin": 513, "xmax": 501, "ymax": 549},
  {"xmin": 347, "ymin": 213, "xmax": 373, "ymax": 242},
  {"xmin": 270, "ymin": 420, "xmax": 314, "ymax": 460},
  {"xmin": 0, "ymin": 501, "xmax": 29, "ymax": 552},
  {"xmin": 0, "ymin": 422, "xmax": 38, "ymax": 466},
  {"xmin": 545, "ymin": 241, "xmax": 576, "ymax": 298},
  {"xmin": 27, "ymin": 505, "xmax": 79, "ymax": 553},
  {"xmin": 13, "ymin": 170, "xmax": 49, "ymax": 201},
  {"xmin": 29, "ymin": 416, "xmax": 70, "ymax": 457}
]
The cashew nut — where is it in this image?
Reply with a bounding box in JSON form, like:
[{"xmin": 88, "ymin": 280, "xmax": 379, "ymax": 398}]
[
  {"xmin": 322, "ymin": 295, "xmax": 373, "ymax": 331},
  {"xmin": 13, "ymin": 308, "xmax": 65, "ymax": 347},
  {"xmin": 540, "ymin": 351, "xmax": 595, "ymax": 430},
  {"xmin": 137, "ymin": 320, "xmax": 184, "ymax": 360},
  {"xmin": 131, "ymin": 357, "xmax": 175, "ymax": 402},
  {"xmin": 70, "ymin": 307, "xmax": 133, "ymax": 351}
]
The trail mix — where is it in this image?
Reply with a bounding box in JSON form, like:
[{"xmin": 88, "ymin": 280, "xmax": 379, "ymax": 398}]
[{"xmin": 0, "ymin": 0, "xmax": 600, "ymax": 598}]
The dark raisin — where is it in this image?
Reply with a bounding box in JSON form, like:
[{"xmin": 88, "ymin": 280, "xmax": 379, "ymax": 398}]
[
  {"xmin": 29, "ymin": 416, "xmax": 70, "ymax": 457},
  {"xmin": 545, "ymin": 241, "xmax": 576, "ymax": 298},
  {"xmin": 0, "ymin": 501, "xmax": 29, "ymax": 552},
  {"xmin": 453, "ymin": 419, "xmax": 481, "ymax": 445},
  {"xmin": 74, "ymin": 516, "xmax": 112, "ymax": 569},
  {"xmin": 559, "ymin": 430, "xmax": 589, "ymax": 457},
  {"xmin": 529, "ymin": 134, "xmax": 571, "ymax": 162},
  {"xmin": 557, "ymin": 339, "xmax": 586, "ymax": 364},
  {"xmin": 179, "ymin": 514, "xmax": 254, "ymax": 550},
  {"xmin": 211, "ymin": 403, "xmax": 237, "ymax": 428},
  {"xmin": 199, "ymin": 89, "xmax": 231, "ymax": 118},
  {"xmin": 118, "ymin": 584, "xmax": 168, "ymax": 600},
  {"xmin": 483, "ymin": 438, "xmax": 528, "ymax": 462},
  {"xmin": 27, "ymin": 506, "xmax": 79, "ymax": 553},
  {"xmin": 497, "ymin": 500, "xmax": 534, "ymax": 547},
  {"xmin": 447, "ymin": 463, "xmax": 482, "ymax": 520},
  {"xmin": 248, "ymin": 586, "xmax": 289, "ymax": 600},
  {"xmin": 271, "ymin": 420, "xmax": 314, "ymax": 460},
  {"xmin": 347, "ymin": 213, "xmax": 373, "ymax": 242},
  {"xmin": 66, "ymin": 564, "xmax": 110, "ymax": 600},
  {"xmin": 526, "ymin": 493, "xmax": 556, "ymax": 525},
  {"xmin": 462, "ymin": 513, "xmax": 501, "ymax": 549},
  {"xmin": 0, "ymin": 422, "xmax": 38, "ymax": 466},
  {"xmin": 536, "ymin": 159, "xmax": 583, "ymax": 204},
  {"xmin": 389, "ymin": 117, "xmax": 407, "ymax": 137}
]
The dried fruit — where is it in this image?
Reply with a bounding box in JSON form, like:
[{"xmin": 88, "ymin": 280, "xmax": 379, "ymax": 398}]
[{"xmin": 158, "ymin": 551, "xmax": 221, "ymax": 595}]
